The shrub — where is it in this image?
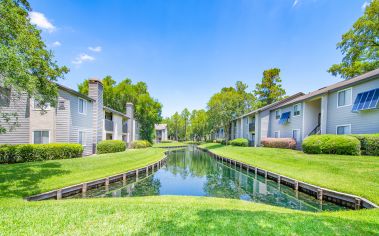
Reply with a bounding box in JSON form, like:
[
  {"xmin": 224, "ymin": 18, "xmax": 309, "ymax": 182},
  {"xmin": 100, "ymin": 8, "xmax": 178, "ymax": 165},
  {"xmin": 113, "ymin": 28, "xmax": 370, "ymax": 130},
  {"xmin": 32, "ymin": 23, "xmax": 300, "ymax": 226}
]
[
  {"xmin": 213, "ymin": 139, "xmax": 226, "ymax": 145},
  {"xmin": 302, "ymin": 135, "xmax": 361, "ymax": 156},
  {"xmin": 160, "ymin": 140, "xmax": 173, "ymax": 143},
  {"xmin": 0, "ymin": 143, "xmax": 83, "ymax": 164},
  {"xmin": 131, "ymin": 140, "xmax": 152, "ymax": 149},
  {"xmin": 228, "ymin": 138, "xmax": 249, "ymax": 147},
  {"xmin": 261, "ymin": 138, "xmax": 297, "ymax": 149},
  {"xmin": 96, "ymin": 140, "xmax": 126, "ymax": 154},
  {"xmin": 351, "ymin": 134, "xmax": 379, "ymax": 156}
]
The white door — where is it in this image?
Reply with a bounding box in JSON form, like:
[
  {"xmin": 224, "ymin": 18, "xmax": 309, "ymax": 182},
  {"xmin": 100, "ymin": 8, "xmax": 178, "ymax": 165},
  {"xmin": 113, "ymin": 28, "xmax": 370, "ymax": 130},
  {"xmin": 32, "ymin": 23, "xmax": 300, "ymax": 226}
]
[{"xmin": 292, "ymin": 130, "xmax": 300, "ymax": 142}]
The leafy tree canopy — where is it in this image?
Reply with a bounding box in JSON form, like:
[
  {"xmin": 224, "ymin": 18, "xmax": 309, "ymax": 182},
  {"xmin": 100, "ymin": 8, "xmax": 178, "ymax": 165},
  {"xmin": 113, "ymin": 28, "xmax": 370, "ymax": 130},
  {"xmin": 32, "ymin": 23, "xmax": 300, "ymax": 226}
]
[
  {"xmin": 78, "ymin": 76, "xmax": 162, "ymax": 142},
  {"xmin": 0, "ymin": 0, "xmax": 68, "ymax": 133},
  {"xmin": 207, "ymin": 81, "xmax": 254, "ymax": 140},
  {"xmin": 328, "ymin": 0, "xmax": 379, "ymax": 79},
  {"xmin": 254, "ymin": 68, "xmax": 285, "ymax": 108}
]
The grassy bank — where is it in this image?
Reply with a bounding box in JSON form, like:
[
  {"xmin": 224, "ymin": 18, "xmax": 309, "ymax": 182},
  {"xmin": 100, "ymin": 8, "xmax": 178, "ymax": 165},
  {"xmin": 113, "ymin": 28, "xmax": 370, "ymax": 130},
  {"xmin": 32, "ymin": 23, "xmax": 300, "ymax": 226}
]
[
  {"xmin": 153, "ymin": 141, "xmax": 188, "ymax": 148},
  {"xmin": 0, "ymin": 148, "xmax": 165, "ymax": 198},
  {"xmin": 1, "ymin": 145, "xmax": 379, "ymax": 235},
  {"xmin": 1, "ymin": 196, "xmax": 379, "ymax": 235},
  {"xmin": 199, "ymin": 143, "xmax": 379, "ymax": 204}
]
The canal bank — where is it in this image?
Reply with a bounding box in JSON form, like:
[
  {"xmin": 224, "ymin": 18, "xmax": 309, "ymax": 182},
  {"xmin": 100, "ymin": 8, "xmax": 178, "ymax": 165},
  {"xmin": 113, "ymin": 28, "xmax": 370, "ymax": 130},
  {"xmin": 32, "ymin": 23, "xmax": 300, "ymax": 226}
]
[{"xmin": 27, "ymin": 145, "xmax": 377, "ymax": 212}]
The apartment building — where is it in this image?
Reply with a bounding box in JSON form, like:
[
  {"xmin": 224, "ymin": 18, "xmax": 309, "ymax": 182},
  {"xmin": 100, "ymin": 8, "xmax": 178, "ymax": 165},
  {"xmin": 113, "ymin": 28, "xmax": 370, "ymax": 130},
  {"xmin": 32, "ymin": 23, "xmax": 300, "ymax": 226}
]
[
  {"xmin": 0, "ymin": 78, "xmax": 138, "ymax": 155},
  {"xmin": 231, "ymin": 69, "xmax": 379, "ymax": 147}
]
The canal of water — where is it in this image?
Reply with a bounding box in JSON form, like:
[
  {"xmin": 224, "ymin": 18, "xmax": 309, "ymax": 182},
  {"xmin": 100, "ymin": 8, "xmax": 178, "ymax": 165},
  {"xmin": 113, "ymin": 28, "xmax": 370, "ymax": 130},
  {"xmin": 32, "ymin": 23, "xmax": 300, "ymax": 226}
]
[{"xmin": 69, "ymin": 146, "xmax": 347, "ymax": 212}]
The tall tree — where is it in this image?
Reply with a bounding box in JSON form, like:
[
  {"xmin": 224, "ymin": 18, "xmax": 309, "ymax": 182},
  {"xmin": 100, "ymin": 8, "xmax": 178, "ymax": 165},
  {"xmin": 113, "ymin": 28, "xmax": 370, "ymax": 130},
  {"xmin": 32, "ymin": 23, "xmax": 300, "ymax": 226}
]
[
  {"xmin": 207, "ymin": 88, "xmax": 242, "ymax": 141},
  {"xmin": 254, "ymin": 68, "xmax": 285, "ymax": 108},
  {"xmin": 328, "ymin": 0, "xmax": 379, "ymax": 79},
  {"xmin": 78, "ymin": 77, "xmax": 162, "ymax": 142},
  {"xmin": 190, "ymin": 109, "xmax": 209, "ymax": 141},
  {"xmin": 181, "ymin": 108, "xmax": 190, "ymax": 140},
  {"xmin": 0, "ymin": 0, "xmax": 68, "ymax": 133},
  {"xmin": 171, "ymin": 112, "xmax": 182, "ymax": 141}
]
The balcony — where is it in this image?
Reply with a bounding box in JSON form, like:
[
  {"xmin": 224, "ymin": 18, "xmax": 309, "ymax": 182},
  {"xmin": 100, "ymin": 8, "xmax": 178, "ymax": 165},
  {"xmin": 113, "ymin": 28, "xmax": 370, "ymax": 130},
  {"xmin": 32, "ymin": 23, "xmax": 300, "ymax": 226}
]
[
  {"xmin": 122, "ymin": 123, "xmax": 128, "ymax": 133},
  {"xmin": 104, "ymin": 119, "xmax": 114, "ymax": 132},
  {"xmin": 249, "ymin": 123, "xmax": 255, "ymax": 132}
]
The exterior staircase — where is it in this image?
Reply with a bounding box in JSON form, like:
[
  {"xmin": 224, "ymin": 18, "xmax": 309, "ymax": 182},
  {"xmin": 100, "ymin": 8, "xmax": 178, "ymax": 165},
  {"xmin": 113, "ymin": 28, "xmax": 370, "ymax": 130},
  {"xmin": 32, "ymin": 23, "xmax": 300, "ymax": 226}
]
[{"xmin": 308, "ymin": 124, "xmax": 321, "ymax": 136}]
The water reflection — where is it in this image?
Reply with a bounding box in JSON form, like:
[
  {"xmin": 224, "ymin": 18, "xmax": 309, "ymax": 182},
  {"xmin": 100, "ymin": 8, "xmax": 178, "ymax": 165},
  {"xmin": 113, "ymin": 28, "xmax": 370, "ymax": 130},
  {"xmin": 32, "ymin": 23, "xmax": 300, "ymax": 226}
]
[{"xmin": 72, "ymin": 146, "xmax": 346, "ymax": 212}]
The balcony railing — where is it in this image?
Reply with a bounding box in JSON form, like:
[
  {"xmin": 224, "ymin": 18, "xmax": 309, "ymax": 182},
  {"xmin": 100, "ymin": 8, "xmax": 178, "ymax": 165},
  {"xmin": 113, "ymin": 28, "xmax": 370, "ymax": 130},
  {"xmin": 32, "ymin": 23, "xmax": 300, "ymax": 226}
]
[
  {"xmin": 104, "ymin": 119, "xmax": 114, "ymax": 132},
  {"xmin": 249, "ymin": 123, "xmax": 255, "ymax": 132},
  {"xmin": 122, "ymin": 123, "xmax": 128, "ymax": 133}
]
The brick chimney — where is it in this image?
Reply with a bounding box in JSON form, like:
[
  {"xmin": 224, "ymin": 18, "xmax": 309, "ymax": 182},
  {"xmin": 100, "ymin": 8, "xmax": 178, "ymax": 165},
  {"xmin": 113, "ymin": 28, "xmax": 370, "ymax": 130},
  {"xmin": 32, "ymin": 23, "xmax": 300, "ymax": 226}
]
[
  {"xmin": 88, "ymin": 79, "xmax": 104, "ymax": 152},
  {"xmin": 126, "ymin": 103, "xmax": 134, "ymax": 146}
]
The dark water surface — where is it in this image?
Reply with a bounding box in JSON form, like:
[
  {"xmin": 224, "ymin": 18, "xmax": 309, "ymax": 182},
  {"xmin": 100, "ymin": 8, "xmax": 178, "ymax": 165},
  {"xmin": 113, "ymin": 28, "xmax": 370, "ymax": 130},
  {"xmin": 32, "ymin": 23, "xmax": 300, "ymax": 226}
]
[{"xmin": 70, "ymin": 146, "xmax": 347, "ymax": 212}]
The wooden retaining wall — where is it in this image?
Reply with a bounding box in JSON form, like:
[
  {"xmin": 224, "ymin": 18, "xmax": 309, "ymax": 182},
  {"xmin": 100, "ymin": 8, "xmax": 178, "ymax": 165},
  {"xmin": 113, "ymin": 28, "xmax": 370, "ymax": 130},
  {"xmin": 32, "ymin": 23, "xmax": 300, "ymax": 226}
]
[
  {"xmin": 155, "ymin": 145, "xmax": 188, "ymax": 149},
  {"xmin": 26, "ymin": 155, "xmax": 169, "ymax": 201},
  {"xmin": 197, "ymin": 147, "xmax": 378, "ymax": 210}
]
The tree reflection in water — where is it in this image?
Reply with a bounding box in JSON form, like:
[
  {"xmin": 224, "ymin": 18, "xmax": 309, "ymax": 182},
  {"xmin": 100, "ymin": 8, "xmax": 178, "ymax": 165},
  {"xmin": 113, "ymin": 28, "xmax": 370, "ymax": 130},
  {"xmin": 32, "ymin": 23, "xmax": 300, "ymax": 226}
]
[{"xmin": 83, "ymin": 146, "xmax": 346, "ymax": 212}]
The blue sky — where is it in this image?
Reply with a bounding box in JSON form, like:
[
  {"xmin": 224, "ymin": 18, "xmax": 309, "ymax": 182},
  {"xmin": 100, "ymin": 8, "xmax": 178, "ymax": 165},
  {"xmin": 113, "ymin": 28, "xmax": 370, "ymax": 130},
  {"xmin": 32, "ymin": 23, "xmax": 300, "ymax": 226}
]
[{"xmin": 29, "ymin": 0, "xmax": 368, "ymax": 117}]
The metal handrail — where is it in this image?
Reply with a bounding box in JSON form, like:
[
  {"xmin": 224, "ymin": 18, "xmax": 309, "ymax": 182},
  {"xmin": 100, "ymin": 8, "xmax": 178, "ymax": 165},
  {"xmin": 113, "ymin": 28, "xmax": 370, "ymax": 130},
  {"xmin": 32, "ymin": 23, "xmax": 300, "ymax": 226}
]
[{"xmin": 308, "ymin": 124, "xmax": 321, "ymax": 136}]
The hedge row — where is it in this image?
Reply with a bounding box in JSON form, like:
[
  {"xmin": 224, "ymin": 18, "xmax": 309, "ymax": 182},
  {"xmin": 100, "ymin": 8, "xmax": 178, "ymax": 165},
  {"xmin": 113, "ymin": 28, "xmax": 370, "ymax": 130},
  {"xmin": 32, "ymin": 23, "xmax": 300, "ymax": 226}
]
[
  {"xmin": 302, "ymin": 135, "xmax": 361, "ymax": 156},
  {"xmin": 96, "ymin": 140, "xmax": 126, "ymax": 154},
  {"xmin": 160, "ymin": 140, "xmax": 173, "ymax": 143},
  {"xmin": 228, "ymin": 138, "xmax": 249, "ymax": 147},
  {"xmin": 261, "ymin": 138, "xmax": 296, "ymax": 149},
  {"xmin": 0, "ymin": 143, "xmax": 83, "ymax": 164},
  {"xmin": 351, "ymin": 134, "xmax": 379, "ymax": 156},
  {"xmin": 131, "ymin": 140, "xmax": 152, "ymax": 149},
  {"xmin": 213, "ymin": 139, "xmax": 226, "ymax": 145}
]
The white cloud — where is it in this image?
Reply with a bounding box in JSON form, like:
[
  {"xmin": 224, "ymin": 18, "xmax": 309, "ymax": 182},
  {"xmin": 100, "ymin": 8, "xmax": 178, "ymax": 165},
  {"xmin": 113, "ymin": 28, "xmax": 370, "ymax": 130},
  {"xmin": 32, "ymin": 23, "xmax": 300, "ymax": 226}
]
[
  {"xmin": 72, "ymin": 53, "xmax": 95, "ymax": 65},
  {"xmin": 29, "ymin": 11, "xmax": 56, "ymax": 32},
  {"xmin": 52, "ymin": 41, "xmax": 61, "ymax": 47},
  {"xmin": 292, "ymin": 0, "xmax": 299, "ymax": 7},
  {"xmin": 362, "ymin": 1, "xmax": 370, "ymax": 11},
  {"xmin": 88, "ymin": 46, "xmax": 102, "ymax": 52}
]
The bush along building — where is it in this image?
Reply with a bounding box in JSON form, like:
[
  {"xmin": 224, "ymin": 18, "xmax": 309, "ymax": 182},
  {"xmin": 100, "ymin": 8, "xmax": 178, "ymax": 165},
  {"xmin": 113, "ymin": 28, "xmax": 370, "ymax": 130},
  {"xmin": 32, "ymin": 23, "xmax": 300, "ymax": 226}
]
[
  {"xmin": 0, "ymin": 78, "xmax": 138, "ymax": 155},
  {"xmin": 230, "ymin": 69, "xmax": 379, "ymax": 148}
]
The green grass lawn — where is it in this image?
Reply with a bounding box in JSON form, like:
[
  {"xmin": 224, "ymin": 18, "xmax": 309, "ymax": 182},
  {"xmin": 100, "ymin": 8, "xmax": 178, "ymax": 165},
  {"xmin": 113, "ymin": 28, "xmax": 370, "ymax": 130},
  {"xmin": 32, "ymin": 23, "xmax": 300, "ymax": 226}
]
[
  {"xmin": 1, "ymin": 196, "xmax": 379, "ymax": 235},
  {"xmin": 199, "ymin": 143, "xmax": 379, "ymax": 205},
  {"xmin": 1, "ymin": 145, "xmax": 379, "ymax": 235},
  {"xmin": 152, "ymin": 141, "xmax": 188, "ymax": 147},
  {"xmin": 0, "ymin": 148, "xmax": 165, "ymax": 198}
]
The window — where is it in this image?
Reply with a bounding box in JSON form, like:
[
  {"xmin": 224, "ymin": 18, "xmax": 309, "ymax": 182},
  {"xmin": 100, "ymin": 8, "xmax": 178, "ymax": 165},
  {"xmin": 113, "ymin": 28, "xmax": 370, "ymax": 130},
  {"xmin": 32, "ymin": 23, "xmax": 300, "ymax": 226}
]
[
  {"xmin": 245, "ymin": 117, "xmax": 249, "ymax": 124},
  {"xmin": 337, "ymin": 88, "xmax": 352, "ymax": 107},
  {"xmin": 275, "ymin": 110, "xmax": 281, "ymax": 120},
  {"xmin": 33, "ymin": 99, "xmax": 51, "ymax": 110},
  {"xmin": 292, "ymin": 129, "xmax": 300, "ymax": 142},
  {"xmin": 0, "ymin": 87, "xmax": 10, "ymax": 107},
  {"xmin": 33, "ymin": 131, "xmax": 49, "ymax": 144},
  {"xmin": 78, "ymin": 98, "xmax": 87, "ymax": 114},
  {"xmin": 58, "ymin": 101, "xmax": 65, "ymax": 110},
  {"xmin": 336, "ymin": 125, "xmax": 351, "ymax": 135},
  {"xmin": 78, "ymin": 131, "xmax": 86, "ymax": 146},
  {"xmin": 274, "ymin": 131, "xmax": 280, "ymax": 138},
  {"xmin": 293, "ymin": 104, "xmax": 301, "ymax": 116}
]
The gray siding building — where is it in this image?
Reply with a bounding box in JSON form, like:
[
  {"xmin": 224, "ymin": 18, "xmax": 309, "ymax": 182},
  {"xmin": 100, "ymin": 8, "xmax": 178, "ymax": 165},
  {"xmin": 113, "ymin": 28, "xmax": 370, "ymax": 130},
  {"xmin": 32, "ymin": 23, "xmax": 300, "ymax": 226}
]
[
  {"xmin": 0, "ymin": 78, "xmax": 139, "ymax": 155},
  {"xmin": 231, "ymin": 69, "xmax": 379, "ymax": 147}
]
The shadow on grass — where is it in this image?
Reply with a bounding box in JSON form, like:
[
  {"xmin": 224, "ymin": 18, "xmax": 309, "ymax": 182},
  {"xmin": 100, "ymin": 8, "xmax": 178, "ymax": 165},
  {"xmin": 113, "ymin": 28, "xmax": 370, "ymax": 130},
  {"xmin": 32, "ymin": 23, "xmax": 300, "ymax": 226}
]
[
  {"xmin": 135, "ymin": 208, "xmax": 379, "ymax": 235},
  {"xmin": 0, "ymin": 162, "xmax": 70, "ymax": 198}
]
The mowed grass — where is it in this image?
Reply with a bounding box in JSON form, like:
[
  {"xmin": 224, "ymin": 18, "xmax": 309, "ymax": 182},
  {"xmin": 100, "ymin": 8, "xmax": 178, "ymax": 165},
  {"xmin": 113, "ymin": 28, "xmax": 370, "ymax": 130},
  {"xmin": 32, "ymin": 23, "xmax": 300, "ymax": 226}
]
[
  {"xmin": 1, "ymin": 145, "xmax": 379, "ymax": 235},
  {"xmin": 199, "ymin": 143, "xmax": 379, "ymax": 204},
  {"xmin": 1, "ymin": 196, "xmax": 379, "ymax": 235},
  {"xmin": 152, "ymin": 141, "xmax": 188, "ymax": 147},
  {"xmin": 0, "ymin": 148, "xmax": 165, "ymax": 198}
]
